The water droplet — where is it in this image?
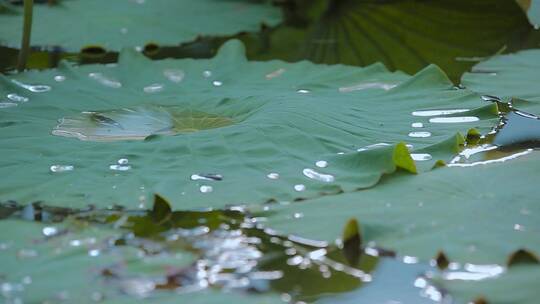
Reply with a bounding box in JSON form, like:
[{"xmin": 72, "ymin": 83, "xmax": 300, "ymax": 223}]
[
  {"xmin": 411, "ymin": 122, "xmax": 424, "ymax": 128},
  {"xmin": 267, "ymin": 172, "xmax": 279, "ymax": 180},
  {"xmin": 410, "ymin": 153, "xmax": 432, "ymax": 161},
  {"xmin": 412, "ymin": 109, "xmax": 469, "ymax": 117},
  {"xmin": 357, "ymin": 143, "xmax": 390, "ymax": 152},
  {"xmin": 294, "ymin": 184, "xmax": 306, "ymax": 192},
  {"xmin": 212, "ymin": 80, "xmax": 223, "ymax": 87},
  {"xmin": 292, "ymin": 212, "xmax": 304, "ymax": 219},
  {"xmin": 143, "ymin": 83, "xmax": 164, "ymax": 93},
  {"xmin": 202, "ymin": 70, "xmax": 212, "ymax": 78},
  {"xmin": 88, "ymin": 249, "xmax": 100, "ymax": 257},
  {"xmin": 303, "ymin": 168, "xmax": 335, "ymax": 183},
  {"xmin": 199, "ymin": 185, "xmax": 213, "ymax": 193},
  {"xmin": 0, "ymin": 102, "xmax": 17, "ymax": 108},
  {"xmin": 12, "ymin": 80, "xmax": 51, "ymax": 92},
  {"xmin": 50, "ymin": 165, "xmax": 74, "ymax": 173},
  {"xmin": 513, "ymin": 224, "xmax": 526, "ymax": 231},
  {"xmin": 54, "ymin": 75, "xmax": 66, "ymax": 82},
  {"xmin": 429, "ymin": 116, "xmax": 479, "ymax": 123},
  {"xmin": 42, "ymin": 226, "xmax": 58, "ymax": 237},
  {"xmin": 297, "ymin": 89, "xmax": 310, "ymax": 94},
  {"xmin": 190, "ymin": 174, "xmax": 223, "ymax": 181},
  {"xmin": 265, "ymin": 68, "xmax": 285, "ymax": 79},
  {"xmin": 69, "ymin": 240, "xmax": 82, "ymax": 247},
  {"xmin": 163, "ymin": 69, "xmax": 185, "ymax": 83},
  {"xmin": 109, "ymin": 164, "xmax": 131, "ymax": 171},
  {"xmin": 408, "ymin": 131, "xmax": 432, "ymax": 138},
  {"xmin": 89, "ymin": 73, "xmax": 122, "ymax": 88},
  {"xmin": 120, "ymin": 27, "xmax": 128, "ymax": 34},
  {"xmin": 7, "ymin": 93, "xmax": 29, "ymax": 103},
  {"xmin": 339, "ymin": 82, "xmax": 397, "ymax": 92},
  {"xmin": 117, "ymin": 158, "xmax": 129, "ymax": 165},
  {"xmin": 315, "ymin": 160, "xmax": 328, "ymax": 168},
  {"xmin": 22, "ymin": 276, "xmax": 32, "ymax": 285}
]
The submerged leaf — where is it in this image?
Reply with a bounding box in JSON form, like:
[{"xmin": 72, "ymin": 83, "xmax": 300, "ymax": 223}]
[{"xmin": 342, "ymin": 218, "xmax": 362, "ymax": 266}]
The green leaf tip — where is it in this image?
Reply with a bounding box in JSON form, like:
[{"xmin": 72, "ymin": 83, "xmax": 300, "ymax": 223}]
[
  {"xmin": 342, "ymin": 218, "xmax": 362, "ymax": 266},
  {"xmin": 507, "ymin": 248, "xmax": 540, "ymax": 267},
  {"xmin": 393, "ymin": 143, "xmax": 417, "ymax": 174},
  {"xmin": 152, "ymin": 194, "xmax": 172, "ymax": 224}
]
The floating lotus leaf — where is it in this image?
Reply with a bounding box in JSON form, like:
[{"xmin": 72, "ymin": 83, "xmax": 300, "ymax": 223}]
[
  {"xmin": 0, "ymin": 0, "xmax": 282, "ymax": 50},
  {"xmin": 0, "ymin": 40, "xmax": 502, "ymax": 209},
  {"xmin": 258, "ymin": 150, "xmax": 540, "ymax": 265},
  {"xmin": 245, "ymin": 0, "xmax": 533, "ymax": 82},
  {"xmin": 462, "ymin": 49, "xmax": 540, "ymax": 109}
]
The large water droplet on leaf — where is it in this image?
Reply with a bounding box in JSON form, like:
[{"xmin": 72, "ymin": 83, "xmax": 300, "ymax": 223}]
[{"xmin": 52, "ymin": 106, "xmax": 235, "ymax": 142}]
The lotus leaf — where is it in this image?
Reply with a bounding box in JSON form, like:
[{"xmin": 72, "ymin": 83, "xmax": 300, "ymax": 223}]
[
  {"xmin": 0, "ymin": 40, "xmax": 504, "ymax": 209},
  {"xmin": 0, "ymin": 0, "xmax": 282, "ymax": 50}
]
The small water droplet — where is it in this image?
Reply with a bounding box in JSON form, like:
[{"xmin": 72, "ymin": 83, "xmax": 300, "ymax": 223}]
[
  {"xmin": 199, "ymin": 185, "xmax": 213, "ymax": 193},
  {"xmin": 303, "ymin": 168, "xmax": 335, "ymax": 183},
  {"xmin": 120, "ymin": 27, "xmax": 128, "ymax": 34},
  {"xmin": 163, "ymin": 69, "xmax": 185, "ymax": 83},
  {"xmin": 315, "ymin": 160, "xmax": 328, "ymax": 168},
  {"xmin": 143, "ymin": 83, "xmax": 164, "ymax": 93},
  {"xmin": 408, "ymin": 131, "xmax": 432, "ymax": 138},
  {"xmin": 11, "ymin": 80, "xmax": 51, "ymax": 93},
  {"xmin": 410, "ymin": 153, "xmax": 432, "ymax": 161},
  {"xmin": 429, "ymin": 116, "xmax": 479, "ymax": 123},
  {"xmin": 265, "ymin": 68, "xmax": 285, "ymax": 79},
  {"xmin": 293, "ymin": 212, "xmax": 304, "ymax": 219},
  {"xmin": 54, "ymin": 75, "xmax": 66, "ymax": 82},
  {"xmin": 109, "ymin": 164, "xmax": 131, "ymax": 171},
  {"xmin": 212, "ymin": 80, "xmax": 223, "ymax": 87},
  {"xmin": 89, "ymin": 73, "xmax": 122, "ymax": 88},
  {"xmin": 294, "ymin": 184, "xmax": 306, "ymax": 192},
  {"xmin": 297, "ymin": 89, "xmax": 310, "ymax": 94},
  {"xmin": 50, "ymin": 165, "xmax": 74, "ymax": 173},
  {"xmin": 412, "ymin": 109, "xmax": 469, "ymax": 117},
  {"xmin": 513, "ymin": 224, "xmax": 526, "ymax": 231},
  {"xmin": 411, "ymin": 122, "xmax": 424, "ymax": 128},
  {"xmin": 357, "ymin": 143, "xmax": 390, "ymax": 152},
  {"xmin": 7, "ymin": 93, "xmax": 29, "ymax": 103},
  {"xmin": 267, "ymin": 173, "xmax": 279, "ymax": 180},
  {"xmin": 88, "ymin": 249, "xmax": 101, "ymax": 257},
  {"xmin": 190, "ymin": 174, "xmax": 223, "ymax": 181},
  {"xmin": 42, "ymin": 226, "xmax": 58, "ymax": 237},
  {"xmin": 21, "ymin": 276, "xmax": 32, "ymax": 285},
  {"xmin": 203, "ymin": 70, "xmax": 212, "ymax": 78},
  {"xmin": 117, "ymin": 158, "xmax": 129, "ymax": 165}
]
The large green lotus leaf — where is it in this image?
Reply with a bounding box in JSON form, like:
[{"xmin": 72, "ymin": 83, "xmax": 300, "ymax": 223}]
[
  {"xmin": 462, "ymin": 49, "xmax": 540, "ymax": 110},
  {"xmin": 0, "ymin": 40, "xmax": 501, "ymax": 209},
  {"xmin": 258, "ymin": 150, "xmax": 540, "ymax": 265},
  {"xmin": 435, "ymin": 264, "xmax": 540, "ymax": 304},
  {"xmin": 245, "ymin": 0, "xmax": 533, "ymax": 82},
  {"xmin": 0, "ymin": 0, "xmax": 282, "ymax": 50}
]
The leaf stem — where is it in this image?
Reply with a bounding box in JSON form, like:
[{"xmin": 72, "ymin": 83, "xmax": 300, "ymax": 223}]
[{"xmin": 17, "ymin": 0, "xmax": 34, "ymax": 72}]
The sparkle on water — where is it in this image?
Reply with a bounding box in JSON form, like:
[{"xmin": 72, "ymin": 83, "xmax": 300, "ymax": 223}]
[
  {"xmin": 428, "ymin": 116, "xmax": 479, "ymax": 123},
  {"xmin": 411, "ymin": 109, "xmax": 469, "ymax": 117}
]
